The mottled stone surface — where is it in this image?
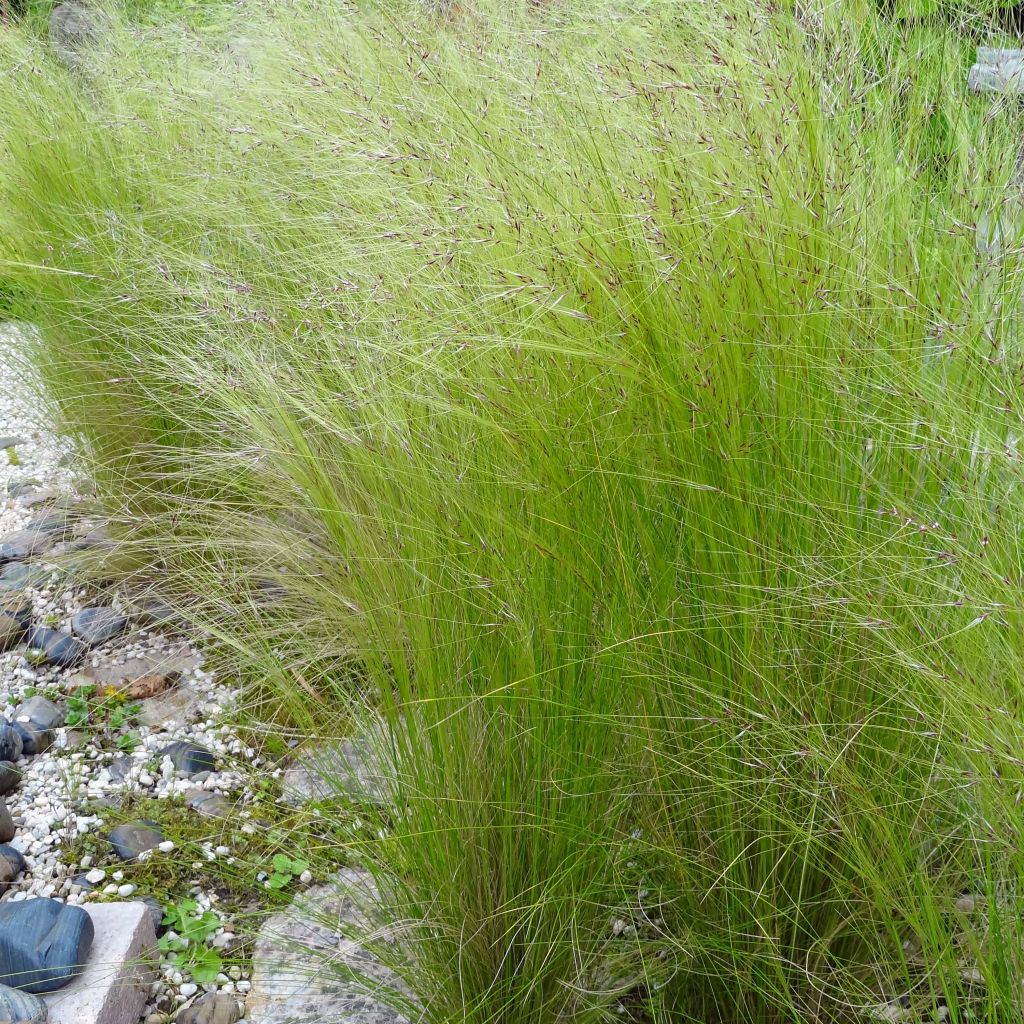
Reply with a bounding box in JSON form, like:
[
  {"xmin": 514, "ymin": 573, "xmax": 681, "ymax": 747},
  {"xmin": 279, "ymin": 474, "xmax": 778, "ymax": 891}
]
[
  {"xmin": 247, "ymin": 869, "xmax": 411, "ymax": 1024},
  {"xmin": 136, "ymin": 685, "xmax": 202, "ymax": 730},
  {"xmin": 0, "ymin": 982, "xmax": 47, "ymax": 1023},
  {"xmin": 0, "ymin": 725, "xmax": 23, "ymax": 764},
  {"xmin": 70, "ymin": 608, "xmax": 127, "ymax": 647},
  {"xmin": 23, "ymin": 628, "xmax": 86, "ymax": 669},
  {"xmin": 281, "ymin": 733, "xmax": 391, "ymax": 809},
  {"xmin": 159, "ymin": 742, "xmax": 215, "ymax": 777},
  {"xmin": 174, "ymin": 991, "xmax": 241, "ymax": 1024},
  {"xmin": 42, "ymin": 902, "xmax": 156, "ymax": 1024},
  {"xmin": 0, "ymin": 898, "xmax": 94, "ymax": 993},
  {"xmin": 108, "ymin": 821, "xmax": 163, "ymax": 862},
  {"xmin": 0, "ymin": 844, "xmax": 26, "ymax": 890},
  {"xmin": 184, "ymin": 790, "xmax": 233, "ymax": 819},
  {"xmin": 48, "ymin": 1, "xmax": 109, "ymax": 67}
]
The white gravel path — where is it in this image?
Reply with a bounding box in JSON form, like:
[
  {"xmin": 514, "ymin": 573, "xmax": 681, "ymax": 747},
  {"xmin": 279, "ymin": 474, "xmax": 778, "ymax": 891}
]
[{"xmin": 0, "ymin": 326, "xmax": 268, "ymax": 1022}]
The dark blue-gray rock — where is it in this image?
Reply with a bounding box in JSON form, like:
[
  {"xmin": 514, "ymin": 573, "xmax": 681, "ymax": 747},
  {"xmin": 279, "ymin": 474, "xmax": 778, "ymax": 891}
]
[
  {"xmin": 0, "ymin": 599, "xmax": 31, "ymax": 629},
  {"xmin": 159, "ymin": 742, "xmax": 216, "ymax": 777},
  {"xmin": 14, "ymin": 697, "xmax": 65, "ymax": 733},
  {"xmin": 70, "ymin": 872, "xmax": 95, "ymax": 892},
  {"xmin": 0, "ymin": 762, "xmax": 21, "ymax": 796},
  {"xmin": 0, "ymin": 897, "xmax": 94, "ymax": 992},
  {"xmin": 109, "ymin": 820, "xmax": 163, "ymax": 861},
  {"xmin": 0, "ymin": 564, "xmax": 49, "ymax": 594},
  {"xmin": 23, "ymin": 628, "xmax": 86, "ymax": 669},
  {"xmin": 0, "ymin": 982, "xmax": 46, "ymax": 1023},
  {"xmin": 11, "ymin": 722, "xmax": 51, "ymax": 757},
  {"xmin": 0, "ymin": 845, "xmax": 24, "ymax": 890},
  {"xmin": 185, "ymin": 789, "xmax": 233, "ymax": 819},
  {"xmin": 176, "ymin": 991, "xmax": 241, "ymax": 1024},
  {"xmin": 0, "ymin": 725, "xmax": 23, "ymax": 764},
  {"xmin": 70, "ymin": 607, "xmax": 127, "ymax": 647},
  {"xmin": 0, "ymin": 529, "xmax": 53, "ymax": 565}
]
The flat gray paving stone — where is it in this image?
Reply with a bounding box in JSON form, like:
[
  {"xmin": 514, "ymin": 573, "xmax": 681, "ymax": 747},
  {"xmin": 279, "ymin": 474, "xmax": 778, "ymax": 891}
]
[{"xmin": 247, "ymin": 869, "xmax": 411, "ymax": 1024}]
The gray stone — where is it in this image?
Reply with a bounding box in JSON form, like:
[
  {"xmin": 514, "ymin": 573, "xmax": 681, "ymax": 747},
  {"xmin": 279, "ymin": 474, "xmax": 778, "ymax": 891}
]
[
  {"xmin": 0, "ymin": 598, "xmax": 32, "ymax": 629},
  {"xmin": 108, "ymin": 821, "xmax": 163, "ymax": 862},
  {"xmin": 65, "ymin": 643, "xmax": 197, "ymax": 696},
  {"xmin": 281, "ymin": 735, "xmax": 390, "ymax": 808},
  {"xmin": 107, "ymin": 757, "xmax": 133, "ymax": 784},
  {"xmin": 246, "ymin": 870, "xmax": 411, "ymax": 1024},
  {"xmin": 0, "ymin": 528, "xmax": 53, "ymax": 564},
  {"xmin": 184, "ymin": 790, "xmax": 233, "ymax": 819},
  {"xmin": 0, "ymin": 762, "xmax": 21, "ymax": 796},
  {"xmin": 48, "ymin": 1, "xmax": 109, "ymax": 67},
  {"xmin": 0, "ymin": 437, "xmax": 25, "ymax": 451},
  {"xmin": 174, "ymin": 992, "xmax": 240, "ymax": 1024},
  {"xmin": 0, "ymin": 799, "xmax": 15, "ymax": 844},
  {"xmin": 23, "ymin": 628, "xmax": 86, "ymax": 669},
  {"xmin": 0, "ymin": 983, "xmax": 46, "ymax": 1023},
  {"xmin": 41, "ymin": 902, "xmax": 156, "ymax": 1024},
  {"xmin": 136, "ymin": 686, "xmax": 202, "ymax": 730},
  {"xmin": 12, "ymin": 721, "xmax": 52, "ymax": 757},
  {"xmin": 158, "ymin": 742, "xmax": 215, "ymax": 777},
  {"xmin": 0, "ymin": 564, "xmax": 49, "ymax": 594},
  {"xmin": 0, "ymin": 898, "xmax": 94, "ymax": 993},
  {"xmin": 15, "ymin": 697, "xmax": 65, "ymax": 732},
  {"xmin": 70, "ymin": 608, "xmax": 127, "ymax": 647},
  {"xmin": 0, "ymin": 844, "xmax": 26, "ymax": 890},
  {"xmin": 0, "ymin": 725, "xmax": 23, "ymax": 764},
  {"xmin": 24, "ymin": 511, "xmax": 73, "ymax": 539}
]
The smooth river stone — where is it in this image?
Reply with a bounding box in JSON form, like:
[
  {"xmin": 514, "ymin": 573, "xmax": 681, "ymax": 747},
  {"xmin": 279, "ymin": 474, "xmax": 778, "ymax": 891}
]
[
  {"xmin": 0, "ymin": 565, "xmax": 48, "ymax": 594},
  {"xmin": 11, "ymin": 723, "xmax": 51, "ymax": 758},
  {"xmin": 0, "ymin": 898, "xmax": 94, "ymax": 993},
  {"xmin": 159, "ymin": 742, "xmax": 216, "ymax": 777},
  {"xmin": 0, "ymin": 762, "xmax": 20, "ymax": 796},
  {"xmin": 0, "ymin": 528, "xmax": 52, "ymax": 564},
  {"xmin": 0, "ymin": 598, "xmax": 31, "ymax": 628},
  {"xmin": 14, "ymin": 697, "xmax": 65, "ymax": 732},
  {"xmin": 23, "ymin": 629, "xmax": 86, "ymax": 670},
  {"xmin": 108, "ymin": 821, "xmax": 163, "ymax": 862},
  {"xmin": 70, "ymin": 608, "xmax": 127, "ymax": 647},
  {"xmin": 0, "ymin": 845, "xmax": 26, "ymax": 890},
  {"xmin": 0, "ymin": 726, "xmax": 23, "ymax": 764},
  {"xmin": 184, "ymin": 790, "xmax": 233, "ymax": 819},
  {"xmin": 0, "ymin": 982, "xmax": 47, "ymax": 1023}
]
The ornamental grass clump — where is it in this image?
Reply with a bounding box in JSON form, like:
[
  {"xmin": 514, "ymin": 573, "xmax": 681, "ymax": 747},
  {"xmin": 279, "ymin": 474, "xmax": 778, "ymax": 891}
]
[{"xmin": 2, "ymin": 1, "xmax": 1024, "ymax": 1020}]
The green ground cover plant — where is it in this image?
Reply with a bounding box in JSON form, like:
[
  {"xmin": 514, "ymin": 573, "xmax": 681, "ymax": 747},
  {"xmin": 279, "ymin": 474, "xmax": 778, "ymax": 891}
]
[{"xmin": 3, "ymin": 0, "xmax": 1024, "ymax": 1021}]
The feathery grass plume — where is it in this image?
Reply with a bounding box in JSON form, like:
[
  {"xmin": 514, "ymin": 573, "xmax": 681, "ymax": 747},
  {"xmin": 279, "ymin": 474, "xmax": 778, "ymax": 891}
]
[{"xmin": 3, "ymin": 0, "xmax": 1024, "ymax": 1020}]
